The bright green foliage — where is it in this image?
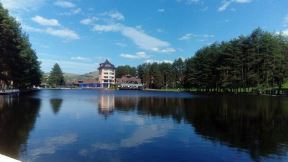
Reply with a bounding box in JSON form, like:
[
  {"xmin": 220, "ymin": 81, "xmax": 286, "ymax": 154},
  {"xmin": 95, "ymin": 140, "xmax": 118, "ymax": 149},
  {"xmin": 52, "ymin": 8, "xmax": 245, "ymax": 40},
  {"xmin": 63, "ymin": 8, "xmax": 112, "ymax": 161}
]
[
  {"xmin": 0, "ymin": 3, "xmax": 42, "ymax": 90},
  {"xmin": 48, "ymin": 63, "xmax": 65, "ymax": 87}
]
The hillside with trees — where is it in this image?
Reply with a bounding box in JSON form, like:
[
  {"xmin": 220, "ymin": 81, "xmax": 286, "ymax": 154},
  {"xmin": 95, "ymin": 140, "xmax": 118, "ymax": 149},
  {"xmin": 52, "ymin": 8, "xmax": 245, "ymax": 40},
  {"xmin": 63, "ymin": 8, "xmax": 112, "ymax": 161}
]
[{"xmin": 0, "ymin": 3, "xmax": 42, "ymax": 90}]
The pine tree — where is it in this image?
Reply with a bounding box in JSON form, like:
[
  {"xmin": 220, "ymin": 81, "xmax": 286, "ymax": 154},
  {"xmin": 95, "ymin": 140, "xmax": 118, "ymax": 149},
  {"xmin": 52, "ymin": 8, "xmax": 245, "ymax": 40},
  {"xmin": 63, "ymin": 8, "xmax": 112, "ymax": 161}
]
[{"xmin": 48, "ymin": 63, "xmax": 65, "ymax": 87}]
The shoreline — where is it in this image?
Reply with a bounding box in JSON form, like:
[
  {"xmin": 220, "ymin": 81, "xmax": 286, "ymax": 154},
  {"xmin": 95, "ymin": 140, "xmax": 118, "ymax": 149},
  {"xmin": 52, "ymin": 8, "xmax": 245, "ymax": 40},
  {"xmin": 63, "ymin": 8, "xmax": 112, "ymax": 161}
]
[{"xmin": 31, "ymin": 88, "xmax": 288, "ymax": 97}]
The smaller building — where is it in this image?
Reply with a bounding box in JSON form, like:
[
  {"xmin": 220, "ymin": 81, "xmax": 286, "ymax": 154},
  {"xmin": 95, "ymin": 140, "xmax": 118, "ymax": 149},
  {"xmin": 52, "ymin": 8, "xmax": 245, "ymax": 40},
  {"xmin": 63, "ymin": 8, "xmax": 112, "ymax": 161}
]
[
  {"xmin": 78, "ymin": 79, "xmax": 101, "ymax": 88},
  {"xmin": 98, "ymin": 60, "xmax": 116, "ymax": 88},
  {"xmin": 116, "ymin": 75, "xmax": 143, "ymax": 90}
]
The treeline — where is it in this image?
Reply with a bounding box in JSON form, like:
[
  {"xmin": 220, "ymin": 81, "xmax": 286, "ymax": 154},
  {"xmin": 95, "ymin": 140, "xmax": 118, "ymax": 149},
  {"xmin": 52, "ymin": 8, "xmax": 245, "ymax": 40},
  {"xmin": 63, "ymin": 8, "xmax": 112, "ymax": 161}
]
[
  {"xmin": 116, "ymin": 60, "xmax": 185, "ymax": 89},
  {"xmin": 185, "ymin": 28, "xmax": 288, "ymax": 92},
  {"xmin": 127, "ymin": 28, "xmax": 288, "ymax": 92},
  {"xmin": 0, "ymin": 3, "xmax": 42, "ymax": 90},
  {"xmin": 115, "ymin": 65, "xmax": 137, "ymax": 78},
  {"xmin": 137, "ymin": 58, "xmax": 185, "ymax": 89}
]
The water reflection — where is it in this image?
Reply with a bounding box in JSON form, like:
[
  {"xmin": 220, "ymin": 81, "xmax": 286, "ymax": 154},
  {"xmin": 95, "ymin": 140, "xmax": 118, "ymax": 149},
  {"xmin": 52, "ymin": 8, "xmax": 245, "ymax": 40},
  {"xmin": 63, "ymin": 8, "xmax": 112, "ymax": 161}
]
[
  {"xmin": 98, "ymin": 95, "xmax": 115, "ymax": 118},
  {"xmin": 0, "ymin": 95, "xmax": 41, "ymax": 159},
  {"xmin": 107, "ymin": 94, "xmax": 288, "ymax": 161},
  {"xmin": 50, "ymin": 99, "xmax": 63, "ymax": 114},
  {"xmin": 25, "ymin": 133, "xmax": 78, "ymax": 161},
  {"xmin": 1, "ymin": 90, "xmax": 288, "ymax": 162},
  {"xmin": 183, "ymin": 96, "xmax": 288, "ymax": 161}
]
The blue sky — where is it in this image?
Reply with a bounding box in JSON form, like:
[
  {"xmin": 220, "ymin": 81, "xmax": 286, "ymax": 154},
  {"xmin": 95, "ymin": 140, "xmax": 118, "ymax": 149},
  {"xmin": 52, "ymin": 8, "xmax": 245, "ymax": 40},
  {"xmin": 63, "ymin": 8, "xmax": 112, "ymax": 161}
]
[{"xmin": 1, "ymin": 0, "xmax": 288, "ymax": 74}]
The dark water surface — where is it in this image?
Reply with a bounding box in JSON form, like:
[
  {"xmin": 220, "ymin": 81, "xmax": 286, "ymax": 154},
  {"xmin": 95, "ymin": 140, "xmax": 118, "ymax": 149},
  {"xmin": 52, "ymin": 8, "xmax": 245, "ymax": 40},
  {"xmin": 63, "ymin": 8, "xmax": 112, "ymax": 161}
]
[{"xmin": 1, "ymin": 90, "xmax": 288, "ymax": 162}]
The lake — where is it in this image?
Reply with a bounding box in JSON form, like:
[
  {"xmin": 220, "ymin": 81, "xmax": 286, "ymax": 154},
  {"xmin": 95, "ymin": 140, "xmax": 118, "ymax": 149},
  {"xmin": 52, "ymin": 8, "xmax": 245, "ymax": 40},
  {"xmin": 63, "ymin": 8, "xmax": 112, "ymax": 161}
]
[{"xmin": 0, "ymin": 90, "xmax": 288, "ymax": 162}]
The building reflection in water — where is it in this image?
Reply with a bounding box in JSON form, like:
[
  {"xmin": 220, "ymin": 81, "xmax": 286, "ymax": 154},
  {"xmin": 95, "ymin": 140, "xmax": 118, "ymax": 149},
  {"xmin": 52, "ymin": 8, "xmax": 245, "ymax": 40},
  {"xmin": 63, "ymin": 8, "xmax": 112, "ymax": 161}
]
[{"xmin": 98, "ymin": 95, "xmax": 115, "ymax": 118}]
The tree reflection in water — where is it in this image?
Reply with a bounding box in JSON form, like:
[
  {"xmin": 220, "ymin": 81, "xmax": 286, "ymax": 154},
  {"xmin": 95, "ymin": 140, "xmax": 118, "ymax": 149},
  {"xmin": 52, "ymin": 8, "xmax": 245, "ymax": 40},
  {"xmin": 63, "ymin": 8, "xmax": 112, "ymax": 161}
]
[
  {"xmin": 109, "ymin": 94, "xmax": 288, "ymax": 161},
  {"xmin": 50, "ymin": 99, "xmax": 63, "ymax": 114},
  {"xmin": 0, "ymin": 95, "xmax": 41, "ymax": 159}
]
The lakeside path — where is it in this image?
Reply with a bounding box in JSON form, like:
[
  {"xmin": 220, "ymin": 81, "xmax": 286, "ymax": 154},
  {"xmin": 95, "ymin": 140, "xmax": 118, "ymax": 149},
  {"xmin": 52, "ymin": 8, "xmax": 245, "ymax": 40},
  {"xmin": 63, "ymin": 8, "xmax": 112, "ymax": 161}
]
[{"xmin": 144, "ymin": 88, "xmax": 184, "ymax": 92}]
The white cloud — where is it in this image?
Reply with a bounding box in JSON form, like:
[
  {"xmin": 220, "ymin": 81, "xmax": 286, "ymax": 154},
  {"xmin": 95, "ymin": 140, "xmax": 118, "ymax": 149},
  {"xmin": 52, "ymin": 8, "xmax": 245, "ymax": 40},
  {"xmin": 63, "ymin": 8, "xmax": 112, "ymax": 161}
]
[
  {"xmin": 218, "ymin": 1, "xmax": 233, "ymax": 12},
  {"xmin": 120, "ymin": 51, "xmax": 150, "ymax": 60},
  {"xmin": 61, "ymin": 8, "xmax": 82, "ymax": 16},
  {"xmin": 115, "ymin": 42, "xmax": 127, "ymax": 47},
  {"xmin": 54, "ymin": 0, "xmax": 75, "ymax": 8},
  {"xmin": 283, "ymin": 29, "xmax": 288, "ymax": 36},
  {"xmin": 22, "ymin": 24, "xmax": 43, "ymax": 33},
  {"xmin": 46, "ymin": 28, "xmax": 80, "ymax": 40},
  {"xmin": 235, "ymin": 0, "xmax": 252, "ymax": 3},
  {"xmin": 218, "ymin": 0, "xmax": 252, "ymax": 12},
  {"xmin": 177, "ymin": 0, "xmax": 200, "ymax": 5},
  {"xmin": 32, "ymin": 16, "xmax": 61, "ymax": 26},
  {"xmin": 277, "ymin": 29, "xmax": 288, "ymax": 36},
  {"xmin": 93, "ymin": 24, "xmax": 122, "ymax": 32},
  {"xmin": 179, "ymin": 33, "xmax": 195, "ymax": 40},
  {"xmin": 71, "ymin": 56, "xmax": 91, "ymax": 62},
  {"xmin": 54, "ymin": 0, "xmax": 81, "ymax": 15},
  {"xmin": 92, "ymin": 23, "xmax": 174, "ymax": 52},
  {"xmin": 145, "ymin": 59, "xmax": 173, "ymax": 64},
  {"xmin": 80, "ymin": 17, "xmax": 99, "ymax": 25},
  {"xmin": 152, "ymin": 47, "xmax": 176, "ymax": 53},
  {"xmin": 121, "ymin": 26, "xmax": 171, "ymax": 52},
  {"xmin": 81, "ymin": 11, "xmax": 174, "ymax": 53},
  {"xmin": 24, "ymin": 17, "xmax": 79, "ymax": 41},
  {"xmin": 0, "ymin": 0, "xmax": 46, "ymax": 11},
  {"xmin": 102, "ymin": 10, "xmax": 125, "ymax": 21},
  {"xmin": 71, "ymin": 8, "xmax": 81, "ymax": 14},
  {"xmin": 179, "ymin": 33, "xmax": 214, "ymax": 41}
]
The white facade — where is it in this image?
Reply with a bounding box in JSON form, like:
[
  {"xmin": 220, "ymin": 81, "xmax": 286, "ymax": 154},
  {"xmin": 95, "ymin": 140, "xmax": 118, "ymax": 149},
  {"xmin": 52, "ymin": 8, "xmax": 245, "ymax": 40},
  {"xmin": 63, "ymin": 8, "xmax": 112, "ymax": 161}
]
[
  {"xmin": 98, "ymin": 60, "xmax": 116, "ymax": 87},
  {"xmin": 99, "ymin": 68, "xmax": 115, "ymax": 85}
]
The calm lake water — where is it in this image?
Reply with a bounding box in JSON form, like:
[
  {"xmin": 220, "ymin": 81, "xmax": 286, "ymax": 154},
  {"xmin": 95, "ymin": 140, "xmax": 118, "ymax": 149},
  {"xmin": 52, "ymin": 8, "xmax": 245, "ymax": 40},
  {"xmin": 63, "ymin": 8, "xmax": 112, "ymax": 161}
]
[{"xmin": 1, "ymin": 90, "xmax": 288, "ymax": 162}]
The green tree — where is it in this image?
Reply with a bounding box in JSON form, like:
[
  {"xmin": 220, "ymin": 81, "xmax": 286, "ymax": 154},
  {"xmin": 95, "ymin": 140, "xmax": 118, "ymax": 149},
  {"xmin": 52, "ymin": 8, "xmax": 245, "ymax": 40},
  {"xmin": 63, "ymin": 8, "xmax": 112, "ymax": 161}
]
[
  {"xmin": 183, "ymin": 28, "xmax": 288, "ymax": 93},
  {"xmin": 0, "ymin": 3, "xmax": 42, "ymax": 90},
  {"xmin": 116, "ymin": 65, "xmax": 137, "ymax": 78},
  {"xmin": 172, "ymin": 58, "xmax": 185, "ymax": 88},
  {"xmin": 48, "ymin": 63, "xmax": 65, "ymax": 87}
]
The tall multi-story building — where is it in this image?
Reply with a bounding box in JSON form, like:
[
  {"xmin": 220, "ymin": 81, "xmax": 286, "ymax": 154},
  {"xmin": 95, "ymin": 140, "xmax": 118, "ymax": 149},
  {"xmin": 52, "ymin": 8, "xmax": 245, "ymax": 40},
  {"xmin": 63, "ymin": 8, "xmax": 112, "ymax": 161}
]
[{"xmin": 98, "ymin": 59, "xmax": 116, "ymax": 87}]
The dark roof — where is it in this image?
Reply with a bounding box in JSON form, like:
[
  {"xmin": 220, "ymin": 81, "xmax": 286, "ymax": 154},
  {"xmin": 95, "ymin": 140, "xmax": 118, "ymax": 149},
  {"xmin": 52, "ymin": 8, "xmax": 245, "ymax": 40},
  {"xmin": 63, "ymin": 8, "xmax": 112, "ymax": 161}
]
[{"xmin": 98, "ymin": 59, "xmax": 115, "ymax": 70}]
